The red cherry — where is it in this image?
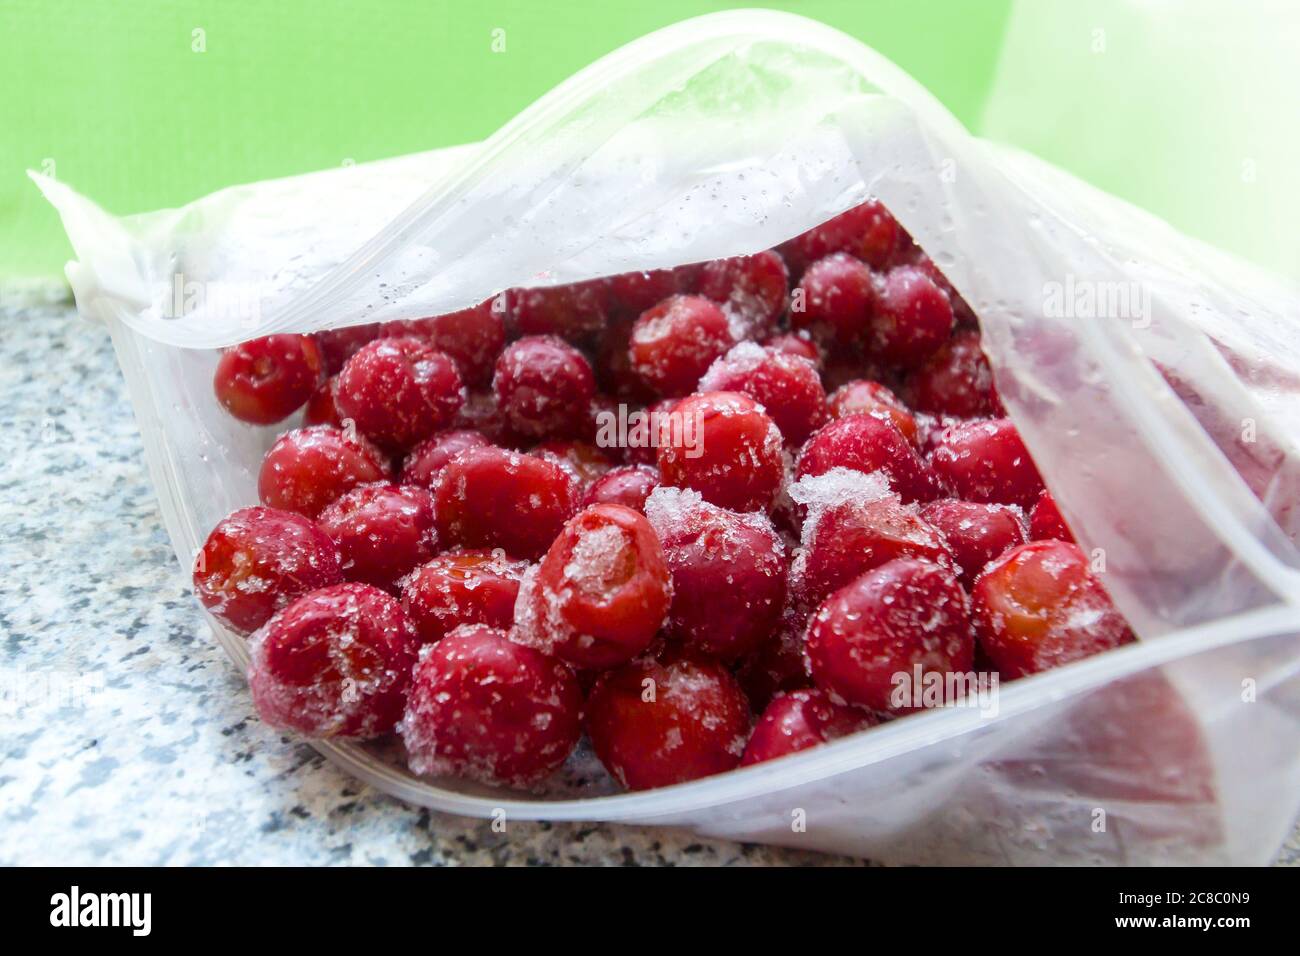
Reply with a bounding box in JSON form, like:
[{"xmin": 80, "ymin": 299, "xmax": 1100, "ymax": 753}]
[
  {"xmin": 316, "ymin": 483, "xmax": 438, "ymax": 591},
  {"xmin": 741, "ymin": 689, "xmax": 875, "ymax": 766},
  {"xmin": 791, "ymin": 474, "xmax": 953, "ymax": 607},
  {"xmin": 605, "ymin": 269, "xmax": 682, "ymax": 318},
  {"xmin": 698, "ymin": 342, "xmax": 828, "ymax": 446},
  {"xmin": 314, "ymin": 324, "xmax": 381, "ymax": 375},
  {"xmin": 869, "ymin": 265, "xmax": 954, "ymax": 368},
  {"xmin": 629, "ymin": 294, "xmax": 734, "ymax": 396},
  {"xmin": 507, "ymin": 282, "xmax": 607, "ymax": 343},
  {"xmin": 659, "ymin": 391, "xmax": 784, "ymax": 513},
  {"xmin": 797, "ymin": 413, "xmax": 937, "ymax": 503},
  {"xmin": 919, "ymin": 498, "xmax": 1027, "ymax": 586},
  {"xmin": 532, "ymin": 439, "xmax": 613, "ymax": 490},
  {"xmin": 906, "ymin": 329, "xmax": 998, "ymax": 418},
  {"xmin": 400, "ymin": 624, "xmax": 583, "ymax": 786},
  {"xmin": 763, "ymin": 331, "xmax": 822, "ymax": 367},
  {"xmin": 792, "ymin": 253, "xmax": 875, "ymax": 347},
  {"xmin": 432, "ymin": 445, "xmax": 578, "ymax": 560},
  {"xmin": 929, "ymin": 417, "xmax": 1044, "ymax": 510},
  {"xmin": 515, "ymin": 504, "xmax": 670, "ymax": 669},
  {"xmin": 779, "ymin": 200, "xmax": 901, "ymax": 276},
  {"xmin": 828, "ymin": 379, "xmax": 918, "ymax": 445},
  {"xmin": 399, "ymin": 429, "xmax": 491, "ymax": 489},
  {"xmin": 805, "ymin": 558, "xmax": 973, "ymax": 713},
  {"xmin": 1029, "ymin": 489, "xmax": 1075, "ymax": 543},
  {"xmin": 258, "ymin": 425, "xmax": 391, "ymax": 519},
  {"xmin": 581, "ymin": 464, "xmax": 660, "ymax": 513},
  {"xmin": 214, "ymin": 334, "xmax": 323, "ymax": 425},
  {"xmin": 586, "ymin": 651, "xmax": 751, "ymax": 791},
  {"xmin": 249, "ymin": 583, "xmax": 417, "ymax": 738},
  {"xmin": 972, "ymin": 540, "xmax": 1134, "ymax": 679},
  {"xmin": 400, "ymin": 550, "xmax": 528, "ymax": 646},
  {"xmin": 302, "ymin": 377, "xmax": 344, "ymax": 427},
  {"xmin": 193, "ymin": 506, "xmax": 342, "ymax": 636},
  {"xmin": 493, "ymin": 335, "xmax": 596, "ymax": 440},
  {"xmin": 735, "ymin": 614, "xmax": 813, "ymax": 711},
  {"xmin": 644, "ymin": 486, "xmax": 788, "ymax": 662},
  {"xmin": 335, "ymin": 336, "xmax": 465, "ymax": 453}
]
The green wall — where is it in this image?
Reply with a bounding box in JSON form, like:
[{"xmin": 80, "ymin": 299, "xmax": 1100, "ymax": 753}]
[
  {"xmin": 6, "ymin": 1, "xmax": 1296, "ymax": 282},
  {"xmin": 0, "ymin": 1, "xmax": 1012, "ymax": 280}
]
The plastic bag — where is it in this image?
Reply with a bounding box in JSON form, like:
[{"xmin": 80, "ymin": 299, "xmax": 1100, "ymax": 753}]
[{"xmin": 35, "ymin": 10, "xmax": 1300, "ymax": 863}]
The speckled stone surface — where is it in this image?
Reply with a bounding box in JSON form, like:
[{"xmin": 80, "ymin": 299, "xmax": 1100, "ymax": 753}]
[{"xmin": 1, "ymin": 291, "xmax": 1296, "ymax": 867}]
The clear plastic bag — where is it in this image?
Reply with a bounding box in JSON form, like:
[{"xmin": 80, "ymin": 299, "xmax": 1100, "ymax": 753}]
[{"xmin": 36, "ymin": 10, "xmax": 1300, "ymax": 863}]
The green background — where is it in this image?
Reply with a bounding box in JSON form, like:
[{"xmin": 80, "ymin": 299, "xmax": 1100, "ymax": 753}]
[{"xmin": 3, "ymin": 1, "xmax": 1297, "ymax": 282}]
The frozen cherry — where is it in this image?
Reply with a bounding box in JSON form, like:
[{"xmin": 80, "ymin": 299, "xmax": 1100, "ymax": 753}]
[
  {"xmin": 797, "ymin": 413, "xmax": 937, "ymax": 503},
  {"xmin": 400, "ymin": 624, "xmax": 582, "ymax": 786},
  {"xmin": 644, "ymin": 486, "xmax": 787, "ymax": 662},
  {"xmin": 696, "ymin": 250, "xmax": 789, "ymax": 340},
  {"xmin": 493, "ymin": 335, "xmax": 596, "ymax": 440},
  {"xmin": 906, "ymin": 329, "xmax": 998, "ymax": 418},
  {"xmin": 869, "ymin": 265, "xmax": 954, "ymax": 368},
  {"xmin": 381, "ymin": 298, "xmax": 506, "ymax": 387},
  {"xmin": 741, "ymin": 689, "xmax": 875, "ymax": 766},
  {"xmin": 400, "ymin": 550, "xmax": 528, "ymax": 645},
  {"xmin": 805, "ymin": 557, "xmax": 973, "ymax": 713},
  {"xmin": 586, "ymin": 651, "xmax": 751, "ymax": 791},
  {"xmin": 316, "ymin": 483, "xmax": 438, "ymax": 591},
  {"xmin": 1030, "ymin": 489, "xmax": 1075, "ymax": 543},
  {"xmin": 507, "ymin": 282, "xmax": 607, "ymax": 343},
  {"xmin": 629, "ymin": 294, "xmax": 734, "ymax": 396},
  {"xmin": 335, "ymin": 336, "xmax": 465, "ymax": 453},
  {"xmin": 698, "ymin": 342, "xmax": 828, "ymax": 446},
  {"xmin": 790, "ymin": 470, "xmax": 953, "ymax": 607},
  {"xmin": 515, "ymin": 504, "xmax": 670, "ymax": 669},
  {"xmin": 828, "ymin": 379, "xmax": 918, "ymax": 445},
  {"xmin": 659, "ymin": 391, "xmax": 784, "ymax": 513},
  {"xmin": 792, "ymin": 253, "xmax": 875, "ymax": 346},
  {"xmin": 581, "ymin": 464, "xmax": 660, "ymax": 513},
  {"xmin": 920, "ymin": 498, "xmax": 1026, "ymax": 586},
  {"xmin": 532, "ymin": 440, "xmax": 613, "ymax": 489},
  {"xmin": 763, "ymin": 331, "xmax": 822, "ymax": 367},
  {"xmin": 302, "ymin": 377, "xmax": 344, "ymax": 427},
  {"xmin": 930, "ymin": 417, "xmax": 1044, "ymax": 509},
  {"xmin": 258, "ymin": 424, "xmax": 391, "ymax": 519},
  {"xmin": 314, "ymin": 324, "xmax": 381, "ymax": 375},
  {"xmin": 972, "ymin": 540, "xmax": 1134, "ymax": 679},
  {"xmin": 399, "ymin": 429, "xmax": 491, "ymax": 489},
  {"xmin": 854, "ymin": 200, "xmax": 905, "ymax": 269},
  {"xmin": 193, "ymin": 506, "xmax": 342, "ymax": 636},
  {"xmin": 432, "ymin": 445, "xmax": 578, "ymax": 559},
  {"xmin": 249, "ymin": 582, "xmax": 417, "ymax": 738},
  {"xmin": 214, "ymin": 334, "xmax": 323, "ymax": 425},
  {"xmin": 606, "ymin": 268, "xmax": 681, "ymax": 318},
  {"xmin": 780, "ymin": 200, "xmax": 901, "ymax": 275}
]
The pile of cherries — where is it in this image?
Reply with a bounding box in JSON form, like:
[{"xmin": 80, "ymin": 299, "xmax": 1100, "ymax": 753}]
[{"xmin": 195, "ymin": 199, "xmax": 1134, "ymax": 792}]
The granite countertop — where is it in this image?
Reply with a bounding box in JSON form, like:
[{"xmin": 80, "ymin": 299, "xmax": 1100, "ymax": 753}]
[{"xmin": 2, "ymin": 291, "xmax": 1297, "ymax": 867}]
